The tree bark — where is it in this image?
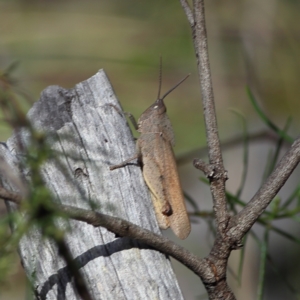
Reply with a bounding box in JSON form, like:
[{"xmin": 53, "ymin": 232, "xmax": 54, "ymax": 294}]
[{"xmin": 0, "ymin": 70, "xmax": 184, "ymax": 300}]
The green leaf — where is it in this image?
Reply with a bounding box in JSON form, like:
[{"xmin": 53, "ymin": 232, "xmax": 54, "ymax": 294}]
[
  {"xmin": 3, "ymin": 60, "xmax": 20, "ymax": 76},
  {"xmin": 257, "ymin": 227, "xmax": 270, "ymax": 300},
  {"xmin": 282, "ymin": 184, "xmax": 300, "ymax": 210},
  {"xmin": 229, "ymin": 109, "xmax": 249, "ymax": 200},
  {"xmin": 269, "ymin": 197, "xmax": 281, "ymax": 217},
  {"xmin": 246, "ymin": 86, "xmax": 293, "ymax": 143},
  {"xmin": 258, "ymin": 221, "xmax": 300, "ymax": 244},
  {"xmin": 184, "ymin": 191, "xmax": 200, "ymax": 212},
  {"xmin": 237, "ymin": 235, "xmax": 248, "ymax": 286},
  {"xmin": 266, "ymin": 253, "xmax": 298, "ymax": 296},
  {"xmin": 263, "ymin": 117, "xmax": 292, "ymax": 180}
]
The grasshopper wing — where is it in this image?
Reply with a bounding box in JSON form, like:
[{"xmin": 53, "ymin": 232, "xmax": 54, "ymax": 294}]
[{"xmin": 139, "ymin": 133, "xmax": 191, "ymax": 239}]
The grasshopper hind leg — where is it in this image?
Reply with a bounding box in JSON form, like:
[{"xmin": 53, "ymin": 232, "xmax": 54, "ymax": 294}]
[{"xmin": 142, "ymin": 161, "xmax": 171, "ymax": 230}]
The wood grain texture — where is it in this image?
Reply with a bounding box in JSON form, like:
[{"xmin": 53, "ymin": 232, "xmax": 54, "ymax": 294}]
[{"xmin": 0, "ymin": 70, "xmax": 184, "ymax": 300}]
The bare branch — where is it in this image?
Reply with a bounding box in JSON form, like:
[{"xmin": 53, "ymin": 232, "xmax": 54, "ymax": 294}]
[
  {"xmin": 193, "ymin": 158, "xmax": 215, "ymax": 178},
  {"xmin": 228, "ymin": 137, "xmax": 300, "ymax": 242},
  {"xmin": 59, "ymin": 204, "xmax": 209, "ymax": 278},
  {"xmin": 177, "ymin": 1, "xmax": 300, "ymax": 298},
  {"xmin": 0, "ymin": 187, "xmax": 210, "ymax": 280},
  {"xmin": 179, "ymin": 0, "xmax": 194, "ymax": 26},
  {"xmin": 193, "ymin": 0, "xmax": 222, "ymax": 166},
  {"xmin": 183, "ymin": 0, "xmax": 229, "ymax": 232}
]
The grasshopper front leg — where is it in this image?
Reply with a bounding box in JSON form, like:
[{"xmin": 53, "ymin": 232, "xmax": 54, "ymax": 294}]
[{"xmin": 109, "ymin": 154, "xmax": 139, "ymax": 171}]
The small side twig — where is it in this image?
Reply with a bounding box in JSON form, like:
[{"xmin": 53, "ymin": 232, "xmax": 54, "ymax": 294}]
[
  {"xmin": 179, "ymin": 0, "xmax": 194, "ymax": 26},
  {"xmin": 193, "ymin": 158, "xmax": 215, "ymax": 178}
]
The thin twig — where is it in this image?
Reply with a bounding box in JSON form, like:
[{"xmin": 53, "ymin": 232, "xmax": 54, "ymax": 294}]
[
  {"xmin": 193, "ymin": 0, "xmax": 222, "ymax": 166},
  {"xmin": 184, "ymin": 0, "xmax": 229, "ymax": 232},
  {"xmin": 179, "ymin": 0, "xmax": 194, "ymax": 26}
]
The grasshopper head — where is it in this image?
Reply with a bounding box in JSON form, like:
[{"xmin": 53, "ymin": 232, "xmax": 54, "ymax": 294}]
[{"xmin": 137, "ymin": 57, "xmax": 190, "ymax": 131}]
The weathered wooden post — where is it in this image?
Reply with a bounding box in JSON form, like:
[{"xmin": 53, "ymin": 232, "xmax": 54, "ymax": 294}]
[{"xmin": 0, "ymin": 70, "xmax": 184, "ymax": 299}]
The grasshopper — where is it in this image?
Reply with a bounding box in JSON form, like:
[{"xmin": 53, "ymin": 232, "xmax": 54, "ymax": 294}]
[{"xmin": 110, "ymin": 64, "xmax": 191, "ymax": 239}]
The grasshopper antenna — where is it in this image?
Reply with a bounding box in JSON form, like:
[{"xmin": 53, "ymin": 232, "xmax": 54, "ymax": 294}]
[
  {"xmin": 161, "ymin": 73, "xmax": 190, "ymax": 101},
  {"xmin": 157, "ymin": 55, "xmax": 163, "ymax": 100}
]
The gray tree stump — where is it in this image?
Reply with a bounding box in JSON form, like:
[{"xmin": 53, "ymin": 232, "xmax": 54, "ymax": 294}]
[{"xmin": 0, "ymin": 70, "xmax": 184, "ymax": 300}]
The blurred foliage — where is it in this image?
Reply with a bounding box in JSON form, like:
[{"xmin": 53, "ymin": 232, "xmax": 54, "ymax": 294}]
[
  {"xmin": 0, "ymin": 66, "xmax": 81, "ymax": 299},
  {"xmin": 1, "ymin": 0, "xmax": 300, "ymax": 150}
]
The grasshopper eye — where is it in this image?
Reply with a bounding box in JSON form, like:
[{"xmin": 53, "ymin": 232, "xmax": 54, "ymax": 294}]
[
  {"xmin": 153, "ymin": 104, "xmax": 166, "ymax": 114},
  {"xmin": 153, "ymin": 99, "xmax": 166, "ymax": 114}
]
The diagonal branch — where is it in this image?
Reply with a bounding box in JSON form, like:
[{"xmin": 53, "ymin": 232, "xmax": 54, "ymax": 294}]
[
  {"xmin": 228, "ymin": 137, "xmax": 300, "ymax": 242},
  {"xmin": 0, "ymin": 187, "xmax": 210, "ymax": 280},
  {"xmin": 59, "ymin": 204, "xmax": 210, "ymax": 278}
]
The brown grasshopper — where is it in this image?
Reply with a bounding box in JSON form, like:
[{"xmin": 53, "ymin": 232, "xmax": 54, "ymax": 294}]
[{"xmin": 110, "ymin": 65, "xmax": 191, "ymax": 239}]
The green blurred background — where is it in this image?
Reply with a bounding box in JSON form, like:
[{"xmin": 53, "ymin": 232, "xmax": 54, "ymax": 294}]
[
  {"xmin": 2, "ymin": 0, "xmax": 300, "ymax": 148},
  {"xmin": 1, "ymin": 0, "xmax": 300, "ymax": 299}
]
